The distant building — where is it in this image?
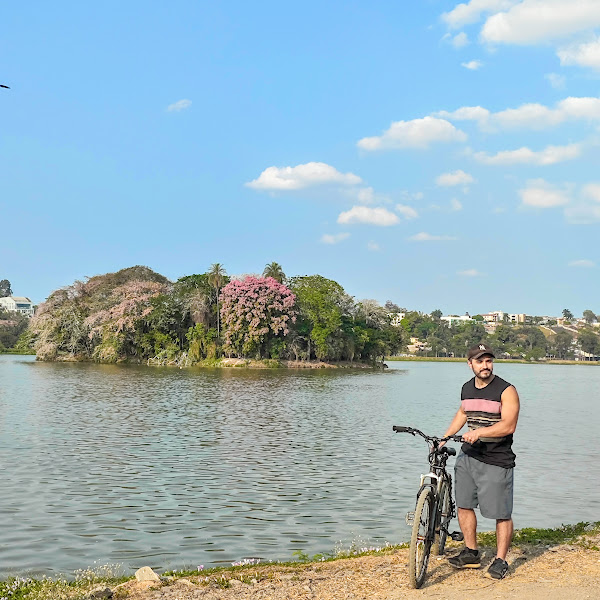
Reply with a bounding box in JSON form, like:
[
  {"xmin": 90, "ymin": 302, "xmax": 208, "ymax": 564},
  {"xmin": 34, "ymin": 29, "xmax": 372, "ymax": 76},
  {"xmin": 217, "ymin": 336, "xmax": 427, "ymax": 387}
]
[
  {"xmin": 441, "ymin": 314, "xmax": 474, "ymax": 327},
  {"xmin": 481, "ymin": 311, "xmax": 505, "ymax": 323},
  {"xmin": 407, "ymin": 337, "xmax": 430, "ymax": 354},
  {"xmin": 507, "ymin": 313, "xmax": 526, "ymax": 324},
  {"xmin": 0, "ymin": 296, "xmax": 35, "ymax": 317}
]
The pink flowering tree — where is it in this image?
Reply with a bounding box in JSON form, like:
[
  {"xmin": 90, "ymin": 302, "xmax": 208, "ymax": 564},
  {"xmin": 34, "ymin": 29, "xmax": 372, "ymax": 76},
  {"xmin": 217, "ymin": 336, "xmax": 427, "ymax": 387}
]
[{"xmin": 220, "ymin": 276, "xmax": 296, "ymax": 359}]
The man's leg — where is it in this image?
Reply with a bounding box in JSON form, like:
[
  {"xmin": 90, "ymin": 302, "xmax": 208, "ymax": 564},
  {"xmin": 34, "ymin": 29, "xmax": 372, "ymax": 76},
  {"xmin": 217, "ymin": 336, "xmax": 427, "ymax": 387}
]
[
  {"xmin": 495, "ymin": 518, "xmax": 513, "ymax": 560},
  {"xmin": 458, "ymin": 507, "xmax": 478, "ymax": 549}
]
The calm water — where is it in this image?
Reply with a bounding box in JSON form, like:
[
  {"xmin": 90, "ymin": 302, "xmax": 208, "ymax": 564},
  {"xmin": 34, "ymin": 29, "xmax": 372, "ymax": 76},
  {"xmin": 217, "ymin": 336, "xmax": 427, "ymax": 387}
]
[{"xmin": 1, "ymin": 355, "xmax": 599, "ymax": 578}]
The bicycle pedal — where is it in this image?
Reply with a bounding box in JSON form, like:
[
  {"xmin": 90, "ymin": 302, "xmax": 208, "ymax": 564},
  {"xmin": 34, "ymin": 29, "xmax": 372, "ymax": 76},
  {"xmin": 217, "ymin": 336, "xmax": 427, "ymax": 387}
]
[
  {"xmin": 450, "ymin": 531, "xmax": 464, "ymax": 541},
  {"xmin": 405, "ymin": 512, "xmax": 415, "ymax": 525}
]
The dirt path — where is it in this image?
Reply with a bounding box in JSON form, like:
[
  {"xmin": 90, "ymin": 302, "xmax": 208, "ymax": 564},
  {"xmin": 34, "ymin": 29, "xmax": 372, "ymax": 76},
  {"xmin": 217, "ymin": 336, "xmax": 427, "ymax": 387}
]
[{"xmin": 113, "ymin": 541, "xmax": 600, "ymax": 600}]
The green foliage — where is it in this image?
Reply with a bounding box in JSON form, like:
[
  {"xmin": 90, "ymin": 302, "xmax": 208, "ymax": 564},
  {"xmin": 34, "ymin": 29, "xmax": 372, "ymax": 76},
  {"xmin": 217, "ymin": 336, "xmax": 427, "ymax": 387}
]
[
  {"xmin": 0, "ymin": 309, "xmax": 29, "ymax": 349},
  {"xmin": 0, "ymin": 279, "xmax": 11, "ymax": 297},
  {"xmin": 186, "ymin": 323, "xmax": 219, "ymax": 362},
  {"xmin": 263, "ymin": 262, "xmax": 286, "ymax": 283},
  {"xmin": 562, "ymin": 308, "xmax": 574, "ymax": 320},
  {"xmin": 478, "ymin": 522, "xmax": 600, "ymax": 547},
  {"xmin": 578, "ymin": 328, "xmax": 600, "ymax": 358},
  {"xmin": 289, "ymin": 275, "xmax": 349, "ymax": 361}
]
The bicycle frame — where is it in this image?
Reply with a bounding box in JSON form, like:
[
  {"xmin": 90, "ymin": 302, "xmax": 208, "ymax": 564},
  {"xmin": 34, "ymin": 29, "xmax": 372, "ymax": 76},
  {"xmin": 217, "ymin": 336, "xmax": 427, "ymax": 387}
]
[{"xmin": 393, "ymin": 425, "xmax": 463, "ymax": 588}]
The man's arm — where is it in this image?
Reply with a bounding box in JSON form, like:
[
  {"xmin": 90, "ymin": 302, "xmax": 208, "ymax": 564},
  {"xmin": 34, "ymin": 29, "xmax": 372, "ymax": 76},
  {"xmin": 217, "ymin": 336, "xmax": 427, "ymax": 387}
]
[
  {"xmin": 461, "ymin": 385, "xmax": 520, "ymax": 444},
  {"xmin": 443, "ymin": 407, "xmax": 468, "ymax": 438}
]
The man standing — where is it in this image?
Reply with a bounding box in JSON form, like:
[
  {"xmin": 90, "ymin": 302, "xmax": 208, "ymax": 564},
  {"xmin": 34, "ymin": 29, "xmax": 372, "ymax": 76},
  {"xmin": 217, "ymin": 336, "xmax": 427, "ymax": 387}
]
[{"xmin": 443, "ymin": 343, "xmax": 520, "ymax": 579}]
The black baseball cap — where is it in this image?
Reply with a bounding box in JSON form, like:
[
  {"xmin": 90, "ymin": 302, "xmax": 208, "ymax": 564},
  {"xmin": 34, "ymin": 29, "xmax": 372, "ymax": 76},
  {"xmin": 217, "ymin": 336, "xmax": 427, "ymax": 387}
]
[{"xmin": 468, "ymin": 343, "xmax": 495, "ymax": 360}]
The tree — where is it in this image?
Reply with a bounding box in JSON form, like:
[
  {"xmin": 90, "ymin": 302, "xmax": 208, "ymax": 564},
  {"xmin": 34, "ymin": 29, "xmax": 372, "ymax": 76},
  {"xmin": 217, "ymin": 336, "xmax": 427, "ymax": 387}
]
[
  {"xmin": 552, "ymin": 331, "xmax": 573, "ymax": 359},
  {"xmin": 583, "ymin": 309, "xmax": 597, "ymax": 324},
  {"xmin": 430, "ymin": 309, "xmax": 443, "ymax": 320},
  {"xmin": 562, "ymin": 308, "xmax": 574, "ymax": 320},
  {"xmin": 290, "ymin": 275, "xmax": 353, "ymax": 361},
  {"xmin": 384, "ymin": 301, "xmax": 405, "ymax": 313},
  {"xmin": 262, "ymin": 262, "xmax": 286, "ymax": 284},
  {"xmin": 30, "ymin": 266, "xmax": 170, "ymax": 361},
  {"xmin": 578, "ymin": 329, "xmax": 600, "ymax": 360},
  {"xmin": 0, "ymin": 279, "xmax": 11, "ymax": 297},
  {"xmin": 208, "ymin": 263, "xmax": 227, "ymax": 339},
  {"xmin": 220, "ymin": 276, "xmax": 296, "ymax": 358}
]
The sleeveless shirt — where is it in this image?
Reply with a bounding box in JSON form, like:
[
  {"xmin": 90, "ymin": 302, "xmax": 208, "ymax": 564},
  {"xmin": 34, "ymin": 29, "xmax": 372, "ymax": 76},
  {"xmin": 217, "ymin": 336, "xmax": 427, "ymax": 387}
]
[{"xmin": 461, "ymin": 375, "xmax": 516, "ymax": 468}]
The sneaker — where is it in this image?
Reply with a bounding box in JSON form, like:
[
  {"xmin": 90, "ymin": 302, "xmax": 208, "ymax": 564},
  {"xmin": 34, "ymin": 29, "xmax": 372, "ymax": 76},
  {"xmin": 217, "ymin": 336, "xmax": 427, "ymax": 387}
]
[
  {"xmin": 448, "ymin": 547, "xmax": 481, "ymax": 569},
  {"xmin": 487, "ymin": 557, "xmax": 509, "ymax": 579}
]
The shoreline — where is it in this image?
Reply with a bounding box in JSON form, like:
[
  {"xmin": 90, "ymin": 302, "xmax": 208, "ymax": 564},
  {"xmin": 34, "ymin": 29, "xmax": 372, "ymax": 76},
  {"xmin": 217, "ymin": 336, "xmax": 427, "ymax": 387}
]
[
  {"xmin": 13, "ymin": 354, "xmax": 385, "ymax": 369},
  {"xmin": 4, "ymin": 523, "xmax": 599, "ymax": 599},
  {"xmin": 386, "ymin": 356, "xmax": 600, "ymax": 366}
]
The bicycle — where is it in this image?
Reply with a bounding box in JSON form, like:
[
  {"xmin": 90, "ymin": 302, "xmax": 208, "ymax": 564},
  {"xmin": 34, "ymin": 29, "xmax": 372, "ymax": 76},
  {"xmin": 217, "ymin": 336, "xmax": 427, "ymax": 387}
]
[{"xmin": 392, "ymin": 425, "xmax": 464, "ymax": 589}]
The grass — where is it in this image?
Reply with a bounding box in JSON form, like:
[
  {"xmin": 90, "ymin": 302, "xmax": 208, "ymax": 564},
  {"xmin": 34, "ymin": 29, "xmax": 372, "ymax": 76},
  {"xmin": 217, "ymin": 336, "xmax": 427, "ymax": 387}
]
[
  {"xmin": 3, "ymin": 523, "xmax": 598, "ymax": 598},
  {"xmin": 477, "ymin": 521, "xmax": 600, "ymax": 548}
]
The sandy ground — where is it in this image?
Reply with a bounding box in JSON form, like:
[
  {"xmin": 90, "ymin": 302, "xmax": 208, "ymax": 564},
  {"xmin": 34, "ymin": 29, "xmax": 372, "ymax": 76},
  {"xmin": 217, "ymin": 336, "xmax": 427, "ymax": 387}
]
[{"xmin": 111, "ymin": 539, "xmax": 600, "ymax": 600}]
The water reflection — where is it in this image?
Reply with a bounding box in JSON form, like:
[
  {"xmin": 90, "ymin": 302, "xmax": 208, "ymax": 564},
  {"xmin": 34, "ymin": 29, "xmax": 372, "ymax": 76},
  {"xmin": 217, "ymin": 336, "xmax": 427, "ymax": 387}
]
[{"xmin": 0, "ymin": 355, "xmax": 598, "ymax": 578}]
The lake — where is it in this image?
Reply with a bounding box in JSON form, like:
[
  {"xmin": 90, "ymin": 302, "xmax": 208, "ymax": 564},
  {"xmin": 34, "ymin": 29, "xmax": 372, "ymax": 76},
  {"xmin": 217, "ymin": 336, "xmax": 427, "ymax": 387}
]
[{"xmin": 1, "ymin": 354, "xmax": 599, "ymax": 579}]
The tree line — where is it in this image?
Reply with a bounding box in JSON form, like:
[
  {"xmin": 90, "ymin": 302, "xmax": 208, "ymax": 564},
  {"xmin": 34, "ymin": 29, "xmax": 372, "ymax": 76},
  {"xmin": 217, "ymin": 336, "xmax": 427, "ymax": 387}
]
[
  {"xmin": 28, "ymin": 264, "xmax": 404, "ymax": 364},
  {"xmin": 5, "ymin": 268, "xmax": 600, "ymax": 361},
  {"xmin": 396, "ymin": 310, "xmax": 600, "ymax": 360}
]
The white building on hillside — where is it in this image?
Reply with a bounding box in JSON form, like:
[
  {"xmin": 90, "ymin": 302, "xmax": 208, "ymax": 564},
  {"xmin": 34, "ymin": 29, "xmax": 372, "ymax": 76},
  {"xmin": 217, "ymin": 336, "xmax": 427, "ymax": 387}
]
[
  {"xmin": 441, "ymin": 314, "xmax": 474, "ymax": 327},
  {"xmin": 0, "ymin": 296, "xmax": 35, "ymax": 317},
  {"xmin": 481, "ymin": 311, "xmax": 505, "ymax": 323}
]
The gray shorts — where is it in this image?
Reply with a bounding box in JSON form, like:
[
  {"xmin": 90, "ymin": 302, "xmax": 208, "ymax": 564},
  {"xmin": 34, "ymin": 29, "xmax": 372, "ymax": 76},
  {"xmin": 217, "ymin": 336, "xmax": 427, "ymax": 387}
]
[{"xmin": 454, "ymin": 452, "xmax": 513, "ymax": 520}]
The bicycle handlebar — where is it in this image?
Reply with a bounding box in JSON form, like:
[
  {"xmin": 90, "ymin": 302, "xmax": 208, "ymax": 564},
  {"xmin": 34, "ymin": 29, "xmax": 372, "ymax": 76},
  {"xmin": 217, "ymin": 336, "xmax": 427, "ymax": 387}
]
[{"xmin": 392, "ymin": 425, "xmax": 463, "ymax": 444}]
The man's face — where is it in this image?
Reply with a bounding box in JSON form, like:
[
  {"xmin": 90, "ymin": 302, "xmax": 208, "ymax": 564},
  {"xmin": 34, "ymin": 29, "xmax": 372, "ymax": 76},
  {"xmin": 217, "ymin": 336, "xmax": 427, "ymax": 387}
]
[{"xmin": 469, "ymin": 355, "xmax": 494, "ymax": 380}]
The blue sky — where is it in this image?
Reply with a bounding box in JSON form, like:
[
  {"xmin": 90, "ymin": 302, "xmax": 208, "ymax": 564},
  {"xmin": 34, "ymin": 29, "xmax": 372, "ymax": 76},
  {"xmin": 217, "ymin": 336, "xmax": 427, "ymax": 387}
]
[{"xmin": 2, "ymin": 1, "xmax": 600, "ymax": 316}]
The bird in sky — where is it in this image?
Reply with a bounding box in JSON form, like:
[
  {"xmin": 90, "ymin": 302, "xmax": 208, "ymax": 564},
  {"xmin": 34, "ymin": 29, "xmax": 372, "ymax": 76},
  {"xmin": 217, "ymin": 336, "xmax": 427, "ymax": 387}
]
[{"xmin": 1, "ymin": 84, "xmax": 10, "ymax": 89}]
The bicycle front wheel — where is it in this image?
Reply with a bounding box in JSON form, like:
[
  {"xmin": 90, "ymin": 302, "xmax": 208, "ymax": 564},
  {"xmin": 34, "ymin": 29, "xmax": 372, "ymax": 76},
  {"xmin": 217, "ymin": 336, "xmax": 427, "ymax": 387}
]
[
  {"xmin": 432, "ymin": 480, "xmax": 451, "ymax": 556},
  {"xmin": 408, "ymin": 488, "xmax": 434, "ymax": 589}
]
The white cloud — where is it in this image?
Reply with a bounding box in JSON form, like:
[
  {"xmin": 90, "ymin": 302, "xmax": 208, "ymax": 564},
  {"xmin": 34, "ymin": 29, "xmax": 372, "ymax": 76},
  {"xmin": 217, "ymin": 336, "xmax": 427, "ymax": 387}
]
[
  {"xmin": 565, "ymin": 204, "xmax": 600, "ymax": 224},
  {"xmin": 166, "ymin": 99, "xmax": 192, "ymax": 112},
  {"xmin": 337, "ymin": 206, "xmax": 400, "ymax": 226},
  {"xmin": 357, "ymin": 187, "xmax": 375, "ymax": 203},
  {"xmin": 442, "ymin": 0, "xmax": 520, "ymax": 29},
  {"xmin": 565, "ymin": 183, "xmax": 600, "ymax": 223},
  {"xmin": 395, "ymin": 204, "xmax": 419, "ymax": 219},
  {"xmin": 492, "ymin": 102, "xmax": 565, "ymax": 129},
  {"xmin": 409, "ymin": 232, "xmax": 457, "ymax": 241},
  {"xmin": 440, "ymin": 96, "xmax": 600, "ymax": 131},
  {"xmin": 568, "ymin": 259, "xmax": 595, "ymax": 267},
  {"xmin": 558, "ymin": 37, "xmax": 600, "ymax": 70},
  {"xmin": 473, "ymin": 143, "xmax": 582, "ymax": 165},
  {"xmin": 582, "ymin": 183, "xmax": 600, "ymax": 201},
  {"xmin": 451, "ymin": 198, "xmax": 463, "ymax": 211},
  {"xmin": 357, "ymin": 117, "xmax": 467, "ymax": 151},
  {"xmin": 458, "ymin": 269, "xmax": 482, "ymax": 277},
  {"xmin": 452, "ymin": 32, "xmax": 470, "ymax": 48},
  {"xmin": 481, "ymin": 0, "xmax": 600, "ymax": 45},
  {"xmin": 367, "ymin": 241, "xmax": 381, "ymax": 251},
  {"xmin": 436, "ymin": 169, "xmax": 475, "ymax": 187},
  {"xmin": 545, "ymin": 72, "xmax": 566, "ymax": 89},
  {"xmin": 462, "ymin": 60, "xmax": 483, "ymax": 70},
  {"xmin": 434, "ymin": 106, "xmax": 491, "ymax": 126},
  {"xmin": 321, "ymin": 233, "xmax": 350, "ymax": 245},
  {"xmin": 246, "ymin": 162, "xmax": 362, "ymax": 190},
  {"xmin": 519, "ymin": 179, "xmax": 571, "ymax": 208}
]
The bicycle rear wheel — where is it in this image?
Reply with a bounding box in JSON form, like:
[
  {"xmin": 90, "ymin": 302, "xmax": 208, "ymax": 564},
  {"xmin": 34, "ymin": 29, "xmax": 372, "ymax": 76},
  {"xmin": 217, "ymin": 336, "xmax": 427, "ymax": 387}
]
[
  {"xmin": 432, "ymin": 480, "xmax": 450, "ymax": 556},
  {"xmin": 408, "ymin": 488, "xmax": 434, "ymax": 589}
]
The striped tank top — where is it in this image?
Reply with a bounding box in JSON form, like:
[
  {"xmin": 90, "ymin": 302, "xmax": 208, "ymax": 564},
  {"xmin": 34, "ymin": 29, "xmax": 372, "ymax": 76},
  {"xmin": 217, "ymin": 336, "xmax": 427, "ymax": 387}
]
[{"xmin": 461, "ymin": 375, "xmax": 516, "ymax": 468}]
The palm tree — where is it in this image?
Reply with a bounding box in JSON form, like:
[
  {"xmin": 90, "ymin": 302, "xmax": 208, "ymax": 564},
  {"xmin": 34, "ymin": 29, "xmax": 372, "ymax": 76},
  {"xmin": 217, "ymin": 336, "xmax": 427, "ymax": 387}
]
[
  {"xmin": 263, "ymin": 262, "xmax": 285, "ymax": 284},
  {"xmin": 208, "ymin": 263, "xmax": 227, "ymax": 337}
]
